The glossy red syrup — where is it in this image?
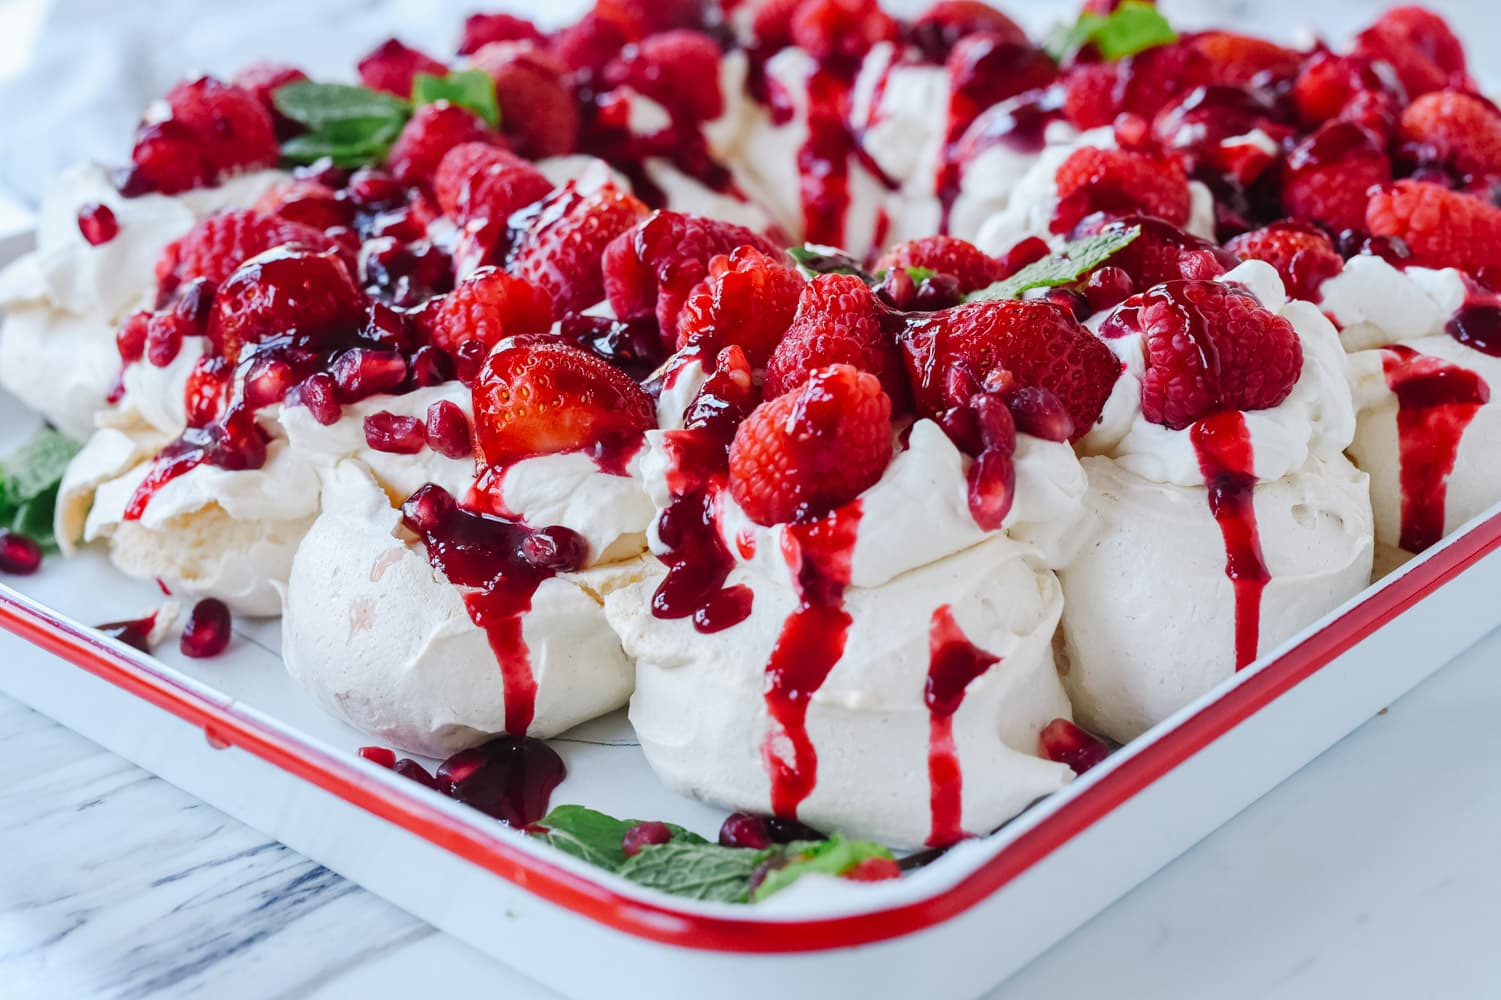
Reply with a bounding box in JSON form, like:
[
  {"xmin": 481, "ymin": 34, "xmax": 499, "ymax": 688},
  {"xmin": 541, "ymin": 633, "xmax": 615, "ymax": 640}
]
[
  {"xmin": 1445, "ymin": 279, "xmax": 1501, "ymax": 358},
  {"xmin": 402, "ymin": 485, "xmax": 586, "ymax": 735},
  {"xmin": 1381, "ymin": 345, "xmax": 1491, "ymax": 553},
  {"xmin": 96, "ymin": 611, "xmax": 159, "ymax": 653},
  {"xmin": 1190, "ymin": 411, "xmax": 1269, "ymax": 671},
  {"xmin": 123, "ymin": 403, "xmax": 264, "ymax": 522},
  {"xmin": 436, "ymin": 735, "xmax": 567, "ymax": 827},
  {"xmin": 924, "ymin": 604, "xmax": 1000, "ymax": 847},
  {"xmin": 762, "ymin": 502, "xmax": 861, "ymax": 819}
]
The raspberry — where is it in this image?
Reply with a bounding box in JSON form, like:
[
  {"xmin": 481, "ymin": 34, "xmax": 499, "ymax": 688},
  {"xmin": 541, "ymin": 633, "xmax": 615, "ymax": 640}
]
[
  {"xmin": 602, "ymin": 211, "xmax": 785, "ymax": 337},
  {"xmin": 155, "ymin": 210, "xmax": 340, "ymax": 299},
  {"xmin": 209, "ymin": 247, "xmax": 368, "ymax": 363},
  {"xmin": 899, "ymin": 299, "xmax": 1119, "ymax": 437},
  {"xmin": 1291, "ymin": 51, "xmax": 1404, "ymax": 129},
  {"xmin": 790, "ymin": 0, "xmax": 900, "ymax": 68},
  {"xmin": 470, "ymin": 42, "xmax": 580, "ymax": 159},
  {"xmin": 433, "ymin": 142, "xmax": 553, "ymax": 224},
  {"xmin": 230, "ymin": 61, "xmax": 308, "ymax": 137},
  {"xmin": 750, "ymin": 0, "xmax": 803, "ymax": 49},
  {"xmin": 385, "ymin": 102, "xmax": 500, "ymax": 189},
  {"xmin": 728, "ymin": 364, "xmax": 894, "ymax": 527},
  {"xmin": 609, "ymin": 0, "xmax": 705, "ymax": 33},
  {"xmin": 417, "ymin": 267, "xmax": 554, "ymax": 355},
  {"xmin": 1224, "ymin": 222, "xmax": 1344, "ymax": 301},
  {"xmin": 471, "ymin": 337, "xmax": 656, "ymax": 469},
  {"xmin": 1062, "ymin": 62, "xmax": 1120, "ymax": 131},
  {"xmin": 676, "ymin": 247, "xmax": 804, "ymax": 364},
  {"xmin": 908, "ymin": 1, "xmax": 1028, "ymax": 61},
  {"xmin": 1366, "ymin": 180, "xmax": 1501, "ymax": 274},
  {"xmin": 457, "ymin": 12, "xmax": 546, "ymax": 54},
  {"xmin": 874, "ymin": 236, "xmax": 1003, "ymax": 294},
  {"xmin": 126, "ymin": 77, "xmax": 279, "ymax": 195},
  {"xmin": 604, "ymin": 30, "xmax": 725, "ymax": 123},
  {"xmin": 508, "ymin": 181, "xmax": 650, "ymax": 316},
  {"xmin": 1102, "ymin": 280, "xmax": 1303, "ymax": 430},
  {"xmin": 765, "ymin": 274, "xmax": 907, "ymax": 406},
  {"xmin": 1281, "ymin": 120, "xmax": 1391, "ymax": 233},
  {"xmin": 1191, "ymin": 32, "xmax": 1300, "ymax": 87},
  {"xmin": 1074, "ymin": 215, "xmax": 1237, "ymax": 290},
  {"xmin": 1052, "ymin": 146, "xmax": 1190, "ymax": 234},
  {"xmin": 1397, "ymin": 90, "xmax": 1501, "ymax": 188},
  {"xmin": 253, "ymin": 179, "xmax": 351, "ymax": 232},
  {"xmin": 551, "ymin": 7, "xmax": 643, "ymax": 77},
  {"xmin": 357, "ymin": 38, "xmax": 446, "ymax": 98},
  {"xmin": 1353, "ymin": 6, "xmax": 1471, "ymax": 99}
]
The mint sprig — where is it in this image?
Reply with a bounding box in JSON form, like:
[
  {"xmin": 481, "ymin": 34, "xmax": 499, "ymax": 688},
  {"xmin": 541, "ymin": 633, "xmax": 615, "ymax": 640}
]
[
  {"xmin": 0, "ymin": 427, "xmax": 82, "ymax": 550},
  {"xmin": 967, "ymin": 225, "xmax": 1141, "ymax": 302},
  {"xmin": 530, "ymin": 806, "xmax": 897, "ymax": 904},
  {"xmin": 272, "ymin": 70, "xmax": 501, "ymax": 168},
  {"xmin": 1047, "ymin": 0, "xmax": 1177, "ymax": 62}
]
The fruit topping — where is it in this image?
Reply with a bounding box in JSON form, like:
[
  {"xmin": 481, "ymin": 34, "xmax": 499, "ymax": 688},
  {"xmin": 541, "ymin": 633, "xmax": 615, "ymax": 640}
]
[
  {"xmin": 1366, "ymin": 179, "xmax": 1501, "ymax": 274},
  {"xmin": 417, "ymin": 266, "xmax": 554, "ymax": 356},
  {"xmin": 1225, "ymin": 222, "xmax": 1345, "ymax": 301},
  {"xmin": 508, "ymin": 180, "xmax": 650, "ymax": 317},
  {"xmin": 874, "ymin": 236, "xmax": 1004, "ymax": 295},
  {"xmin": 123, "ymin": 77, "xmax": 278, "ymax": 196},
  {"xmin": 181, "ymin": 598, "xmax": 233, "ymax": 658},
  {"xmin": 1052, "ymin": 145, "xmax": 1191, "ymax": 235},
  {"xmin": 1038, "ymin": 718, "xmax": 1112, "ymax": 774},
  {"xmin": 357, "ymin": 38, "xmax": 446, "ymax": 98},
  {"xmin": 766, "ymin": 273, "xmax": 907, "ymax": 405}
]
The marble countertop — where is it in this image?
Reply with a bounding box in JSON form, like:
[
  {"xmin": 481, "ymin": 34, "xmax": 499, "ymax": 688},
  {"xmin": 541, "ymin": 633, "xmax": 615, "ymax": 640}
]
[{"xmin": 6, "ymin": 625, "xmax": 1501, "ymax": 999}]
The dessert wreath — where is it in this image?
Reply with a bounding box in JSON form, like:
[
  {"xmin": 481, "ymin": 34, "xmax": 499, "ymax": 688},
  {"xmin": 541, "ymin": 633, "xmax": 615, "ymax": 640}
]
[{"xmin": 1, "ymin": 0, "xmax": 1495, "ymax": 901}]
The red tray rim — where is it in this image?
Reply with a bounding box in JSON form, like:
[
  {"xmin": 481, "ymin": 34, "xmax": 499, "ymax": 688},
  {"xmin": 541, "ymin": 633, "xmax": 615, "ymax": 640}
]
[{"xmin": 2, "ymin": 512, "xmax": 1497, "ymax": 955}]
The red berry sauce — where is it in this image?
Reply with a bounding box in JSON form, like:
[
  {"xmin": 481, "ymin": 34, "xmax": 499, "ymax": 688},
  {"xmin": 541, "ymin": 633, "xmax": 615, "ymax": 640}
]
[
  {"xmin": 1191, "ymin": 410, "xmax": 1270, "ymax": 670},
  {"xmin": 924, "ymin": 604, "xmax": 1001, "ymax": 847},
  {"xmin": 1381, "ymin": 345, "xmax": 1490, "ymax": 553}
]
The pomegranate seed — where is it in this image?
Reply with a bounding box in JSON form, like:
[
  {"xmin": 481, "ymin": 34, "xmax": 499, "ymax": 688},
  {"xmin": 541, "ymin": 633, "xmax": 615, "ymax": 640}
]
[
  {"xmin": 1041, "ymin": 286, "xmax": 1089, "ymax": 319},
  {"xmin": 359, "ymin": 302, "xmax": 414, "ymax": 352},
  {"xmin": 765, "ymin": 816, "xmax": 825, "ymax": 843},
  {"xmin": 364, "ymin": 411, "xmax": 426, "ymax": 453},
  {"xmin": 243, "ymin": 356, "xmax": 298, "ymax": 409},
  {"xmin": 718, "ymin": 812, "xmax": 773, "ymax": 849},
  {"xmin": 843, "ymin": 857, "xmax": 902, "ymax": 882},
  {"xmin": 937, "ymin": 404, "xmax": 982, "ymax": 455},
  {"xmin": 1001, "ymin": 236, "xmax": 1050, "ymax": 276},
  {"xmin": 173, "ymin": 278, "xmax": 217, "ymax": 334},
  {"xmin": 359, "ymin": 746, "xmax": 398, "ymax": 768},
  {"xmin": 1007, "ymin": 386, "xmax": 1074, "ymax": 442},
  {"xmin": 1083, "ymin": 266, "xmax": 1133, "ymax": 311},
  {"xmin": 145, "ymin": 312, "xmax": 187, "ymax": 367},
  {"xmin": 77, "ymin": 202, "xmax": 119, "ymax": 246},
  {"xmin": 967, "ymin": 447, "xmax": 1016, "ymax": 530},
  {"xmin": 1038, "ymin": 718, "xmax": 1112, "ymax": 774},
  {"xmin": 401, "ymin": 483, "xmax": 456, "ymax": 534},
  {"xmin": 346, "ymin": 168, "xmax": 405, "ymax": 210},
  {"xmin": 455, "ymin": 340, "xmax": 488, "ymax": 385},
  {"xmin": 425, "ymin": 400, "xmax": 472, "ymax": 458},
  {"xmin": 972, "ymin": 393, "xmax": 1017, "ymax": 454},
  {"xmin": 875, "ymin": 266, "xmax": 917, "ymax": 310},
  {"xmin": 180, "ymin": 598, "xmax": 232, "ymax": 658},
  {"xmin": 331, "ymin": 348, "xmax": 408, "ymax": 401},
  {"xmin": 914, "ymin": 273, "xmax": 963, "ymax": 311},
  {"xmin": 205, "ymin": 406, "xmax": 269, "ymax": 471},
  {"xmin": 298, "ymin": 372, "xmax": 343, "ymax": 425},
  {"xmin": 410, "ymin": 345, "xmax": 456, "ymax": 386},
  {"xmin": 393, "ymin": 758, "xmax": 442, "ymax": 789},
  {"xmin": 519, "ymin": 526, "xmax": 588, "ymax": 572},
  {"xmin": 0, "ymin": 530, "xmax": 43, "ymax": 574},
  {"xmin": 622, "ymin": 821, "xmax": 673, "ymax": 857},
  {"xmin": 117, "ymin": 312, "xmax": 149, "ymax": 364}
]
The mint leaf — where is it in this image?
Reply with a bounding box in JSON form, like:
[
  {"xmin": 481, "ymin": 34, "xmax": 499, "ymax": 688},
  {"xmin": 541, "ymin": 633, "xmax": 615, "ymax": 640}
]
[
  {"xmin": 412, "ymin": 69, "xmax": 501, "ymax": 128},
  {"xmin": 967, "ymin": 225, "xmax": 1140, "ymax": 302},
  {"xmin": 615, "ymin": 842, "xmax": 769, "ymax": 903},
  {"xmin": 273, "ymin": 81, "xmax": 411, "ymax": 129},
  {"xmin": 1047, "ymin": 0, "xmax": 1176, "ymax": 62},
  {"xmin": 280, "ymin": 118, "xmax": 407, "ymax": 167},
  {"xmin": 0, "ymin": 428, "xmax": 81, "ymax": 551},
  {"xmin": 533, "ymin": 806, "xmax": 707, "ymax": 871},
  {"xmin": 749, "ymin": 836, "xmax": 894, "ymax": 902}
]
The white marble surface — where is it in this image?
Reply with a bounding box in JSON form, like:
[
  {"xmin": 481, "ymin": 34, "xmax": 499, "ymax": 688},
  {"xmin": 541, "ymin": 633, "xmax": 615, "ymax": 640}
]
[{"xmin": 5, "ymin": 623, "xmax": 1501, "ymax": 999}]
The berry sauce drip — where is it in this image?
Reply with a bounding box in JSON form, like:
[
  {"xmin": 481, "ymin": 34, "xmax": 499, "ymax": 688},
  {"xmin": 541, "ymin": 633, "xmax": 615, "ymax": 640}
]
[
  {"xmin": 924, "ymin": 604, "xmax": 1000, "ymax": 848},
  {"xmin": 1381, "ymin": 345, "xmax": 1491, "ymax": 553},
  {"xmin": 401, "ymin": 485, "xmax": 586, "ymax": 735},
  {"xmin": 1190, "ymin": 410, "xmax": 1270, "ymax": 670},
  {"xmin": 123, "ymin": 402, "xmax": 263, "ymax": 522},
  {"xmin": 761, "ymin": 502, "xmax": 861, "ymax": 819},
  {"xmin": 1445, "ymin": 280, "xmax": 1501, "ymax": 358},
  {"xmin": 95, "ymin": 611, "xmax": 159, "ymax": 653}
]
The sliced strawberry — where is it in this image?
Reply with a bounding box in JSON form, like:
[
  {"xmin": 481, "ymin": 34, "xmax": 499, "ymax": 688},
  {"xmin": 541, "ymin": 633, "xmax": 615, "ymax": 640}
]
[
  {"xmin": 1366, "ymin": 180, "xmax": 1501, "ymax": 274},
  {"xmin": 1225, "ymin": 222, "xmax": 1344, "ymax": 301},
  {"xmin": 899, "ymin": 299, "xmax": 1119, "ymax": 439},
  {"xmin": 1191, "ymin": 31, "xmax": 1300, "ymax": 87},
  {"xmin": 508, "ymin": 180, "xmax": 650, "ymax": 316},
  {"xmin": 1281, "ymin": 120, "xmax": 1391, "ymax": 233},
  {"xmin": 386, "ymin": 102, "xmax": 500, "ymax": 189},
  {"xmin": 155, "ymin": 210, "xmax": 342, "ymax": 300},
  {"xmin": 1397, "ymin": 90, "xmax": 1501, "ymax": 189},
  {"xmin": 470, "ymin": 42, "xmax": 580, "ymax": 159},
  {"xmin": 209, "ymin": 247, "xmax": 367, "ymax": 363},
  {"xmin": 418, "ymin": 267, "xmax": 553, "ymax": 355},
  {"xmin": 252, "ymin": 179, "xmax": 352, "ymax": 232},
  {"xmin": 433, "ymin": 142, "xmax": 553, "ymax": 224},
  {"xmin": 602, "ymin": 210, "xmax": 785, "ymax": 338},
  {"xmin": 357, "ymin": 38, "xmax": 446, "ymax": 98},
  {"xmin": 765, "ymin": 274, "xmax": 907, "ymax": 407},
  {"xmin": 471, "ymin": 337, "xmax": 656, "ymax": 468},
  {"xmin": 125, "ymin": 77, "xmax": 279, "ymax": 196},
  {"xmin": 874, "ymin": 236, "xmax": 1003, "ymax": 295},
  {"xmin": 1052, "ymin": 146, "xmax": 1191, "ymax": 234},
  {"xmin": 728, "ymin": 364, "xmax": 893, "ymax": 526},
  {"xmin": 676, "ymin": 247, "xmax": 804, "ymax": 365},
  {"xmin": 1100, "ymin": 279, "xmax": 1303, "ymax": 430}
]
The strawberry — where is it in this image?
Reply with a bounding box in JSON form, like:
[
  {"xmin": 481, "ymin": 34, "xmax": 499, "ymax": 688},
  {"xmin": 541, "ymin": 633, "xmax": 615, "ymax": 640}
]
[
  {"xmin": 230, "ymin": 61, "xmax": 308, "ymax": 138},
  {"xmin": 469, "ymin": 42, "xmax": 580, "ymax": 159},
  {"xmin": 471, "ymin": 337, "xmax": 656, "ymax": 468},
  {"xmin": 899, "ymin": 299, "xmax": 1119, "ymax": 438},
  {"xmin": 1192, "ymin": 31, "xmax": 1300, "ymax": 87},
  {"xmin": 1397, "ymin": 90, "xmax": 1501, "ymax": 189},
  {"xmin": 418, "ymin": 267, "xmax": 553, "ymax": 355},
  {"xmin": 433, "ymin": 142, "xmax": 554, "ymax": 225},
  {"xmin": 765, "ymin": 274, "xmax": 907, "ymax": 406},
  {"xmin": 874, "ymin": 235, "xmax": 1004, "ymax": 294},
  {"xmin": 508, "ymin": 180, "xmax": 650, "ymax": 316},
  {"xmin": 1366, "ymin": 180, "xmax": 1501, "ymax": 274},
  {"xmin": 385, "ymin": 102, "xmax": 500, "ymax": 189},
  {"xmin": 253, "ymin": 179, "xmax": 352, "ymax": 232},
  {"xmin": 676, "ymin": 247, "xmax": 804, "ymax": 364},
  {"xmin": 602, "ymin": 211, "xmax": 785, "ymax": 337},
  {"xmin": 1225, "ymin": 222, "xmax": 1344, "ymax": 301},
  {"xmin": 1073, "ymin": 215, "xmax": 1238, "ymax": 291},
  {"xmin": 457, "ymin": 12, "xmax": 546, "ymax": 54},
  {"xmin": 125, "ymin": 77, "xmax": 279, "ymax": 195},
  {"xmin": 551, "ymin": 6, "xmax": 644, "ymax": 77},
  {"xmin": 603, "ymin": 30, "xmax": 725, "ymax": 123},
  {"xmin": 1281, "ymin": 120, "xmax": 1390, "ymax": 233},
  {"xmin": 790, "ymin": 0, "xmax": 900, "ymax": 67},
  {"xmin": 155, "ymin": 210, "xmax": 340, "ymax": 299},
  {"xmin": 1038, "ymin": 718, "xmax": 1110, "ymax": 774},
  {"xmin": 1290, "ymin": 51, "xmax": 1403, "ymax": 129},
  {"xmin": 357, "ymin": 38, "xmax": 446, "ymax": 98},
  {"xmin": 909, "ymin": 1, "xmax": 1028, "ymax": 61},
  {"xmin": 1052, "ymin": 146, "xmax": 1190, "ymax": 234},
  {"xmin": 1353, "ymin": 6, "xmax": 1471, "ymax": 100},
  {"xmin": 1101, "ymin": 280, "xmax": 1303, "ymax": 430},
  {"xmin": 728, "ymin": 364, "xmax": 894, "ymax": 526},
  {"xmin": 210, "ymin": 247, "xmax": 367, "ymax": 363}
]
